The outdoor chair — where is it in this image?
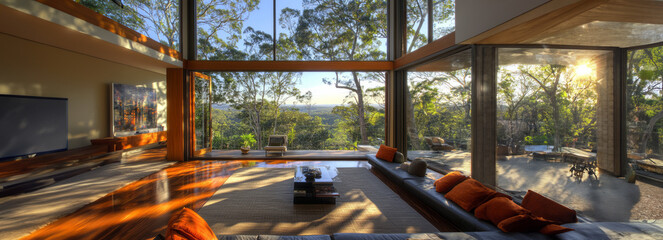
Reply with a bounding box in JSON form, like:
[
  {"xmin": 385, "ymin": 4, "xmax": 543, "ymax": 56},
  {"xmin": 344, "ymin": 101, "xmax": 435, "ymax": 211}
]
[
  {"xmin": 264, "ymin": 135, "xmax": 287, "ymax": 156},
  {"xmin": 424, "ymin": 137, "xmax": 453, "ymax": 152}
]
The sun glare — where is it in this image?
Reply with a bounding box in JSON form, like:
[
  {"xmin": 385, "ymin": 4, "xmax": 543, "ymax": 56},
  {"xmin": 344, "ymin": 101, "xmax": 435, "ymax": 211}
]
[{"xmin": 574, "ymin": 63, "xmax": 594, "ymax": 78}]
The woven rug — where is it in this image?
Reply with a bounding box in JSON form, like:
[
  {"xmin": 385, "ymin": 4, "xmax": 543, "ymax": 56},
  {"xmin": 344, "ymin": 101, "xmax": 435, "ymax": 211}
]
[{"xmin": 198, "ymin": 167, "xmax": 438, "ymax": 235}]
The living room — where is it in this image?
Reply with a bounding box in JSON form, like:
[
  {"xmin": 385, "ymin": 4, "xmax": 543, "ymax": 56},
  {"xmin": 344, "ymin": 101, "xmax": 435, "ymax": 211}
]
[{"xmin": 1, "ymin": 0, "xmax": 663, "ymax": 239}]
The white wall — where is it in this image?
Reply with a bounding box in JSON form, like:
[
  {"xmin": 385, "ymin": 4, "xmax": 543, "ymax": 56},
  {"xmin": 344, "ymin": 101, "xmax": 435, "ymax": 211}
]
[
  {"xmin": 455, "ymin": 0, "xmax": 549, "ymax": 43},
  {"xmin": 0, "ymin": 33, "xmax": 167, "ymax": 148}
]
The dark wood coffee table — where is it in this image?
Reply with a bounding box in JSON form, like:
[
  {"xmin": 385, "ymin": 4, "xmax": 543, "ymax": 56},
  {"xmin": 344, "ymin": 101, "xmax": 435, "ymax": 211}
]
[{"xmin": 293, "ymin": 166, "xmax": 340, "ymax": 204}]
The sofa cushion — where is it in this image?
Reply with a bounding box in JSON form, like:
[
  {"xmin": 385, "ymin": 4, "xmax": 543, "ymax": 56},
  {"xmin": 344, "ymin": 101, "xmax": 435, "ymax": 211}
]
[
  {"xmin": 403, "ymin": 178, "xmax": 498, "ymax": 232},
  {"xmin": 407, "ymin": 159, "xmax": 427, "ymax": 177},
  {"xmin": 333, "ymin": 232, "xmax": 550, "ymax": 240},
  {"xmin": 521, "ymin": 190, "xmax": 577, "ymax": 224},
  {"xmin": 258, "ymin": 235, "xmax": 331, "ymax": 240},
  {"xmin": 393, "ymin": 152, "xmax": 405, "ymax": 163},
  {"xmin": 166, "ymin": 208, "xmax": 218, "ymax": 240},
  {"xmin": 333, "ymin": 233, "xmax": 438, "ymax": 240},
  {"xmin": 376, "ymin": 145, "xmax": 397, "ymax": 162},
  {"xmin": 399, "ymin": 162, "xmax": 410, "ymax": 171},
  {"xmin": 539, "ymin": 224, "xmax": 574, "ymax": 235},
  {"xmin": 445, "ymin": 179, "xmax": 496, "ymax": 212},
  {"xmin": 475, "ymin": 197, "xmax": 529, "ymax": 225},
  {"xmin": 434, "ymin": 171, "xmax": 467, "ymax": 193},
  {"xmin": 367, "ymin": 154, "xmax": 422, "ymax": 186},
  {"xmin": 497, "ymin": 214, "xmax": 555, "ymax": 233},
  {"xmin": 218, "ymin": 236, "xmax": 259, "ymax": 240}
]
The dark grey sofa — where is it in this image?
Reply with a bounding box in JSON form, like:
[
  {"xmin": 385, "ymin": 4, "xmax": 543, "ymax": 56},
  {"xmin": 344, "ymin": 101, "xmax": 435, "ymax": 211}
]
[
  {"xmin": 217, "ymin": 235, "xmax": 331, "ymax": 240},
  {"xmin": 363, "ymin": 154, "xmax": 663, "ymax": 239},
  {"xmin": 367, "ymin": 154, "xmax": 497, "ymax": 231},
  {"xmin": 206, "ymin": 223, "xmax": 663, "ymax": 240},
  {"xmin": 403, "ymin": 177, "xmax": 499, "ymax": 231},
  {"xmin": 367, "ymin": 154, "xmax": 421, "ymax": 187}
]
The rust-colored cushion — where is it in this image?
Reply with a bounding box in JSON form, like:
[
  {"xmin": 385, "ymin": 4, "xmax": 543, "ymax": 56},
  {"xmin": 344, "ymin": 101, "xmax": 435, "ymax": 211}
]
[
  {"xmin": 497, "ymin": 214, "xmax": 556, "ymax": 233},
  {"xmin": 475, "ymin": 197, "xmax": 529, "ymax": 225},
  {"xmin": 521, "ymin": 190, "xmax": 577, "ymax": 224},
  {"xmin": 166, "ymin": 208, "xmax": 218, "ymax": 240},
  {"xmin": 375, "ymin": 145, "xmax": 397, "ymax": 162},
  {"xmin": 490, "ymin": 191, "xmax": 513, "ymax": 200},
  {"xmin": 539, "ymin": 224, "xmax": 574, "ymax": 235},
  {"xmin": 434, "ymin": 171, "xmax": 468, "ymax": 193},
  {"xmin": 445, "ymin": 178, "xmax": 496, "ymax": 211}
]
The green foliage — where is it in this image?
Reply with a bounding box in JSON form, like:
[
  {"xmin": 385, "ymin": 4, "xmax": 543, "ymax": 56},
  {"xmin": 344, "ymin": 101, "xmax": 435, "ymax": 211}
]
[
  {"xmin": 626, "ymin": 46, "xmax": 663, "ymax": 156},
  {"xmin": 240, "ymin": 133, "xmax": 256, "ymax": 147}
]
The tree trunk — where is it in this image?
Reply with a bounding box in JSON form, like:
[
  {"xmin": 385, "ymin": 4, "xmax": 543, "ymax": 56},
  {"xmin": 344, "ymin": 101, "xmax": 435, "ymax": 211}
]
[
  {"xmin": 639, "ymin": 110, "xmax": 663, "ymax": 155},
  {"xmin": 552, "ymin": 98, "xmax": 561, "ymax": 151},
  {"xmin": 353, "ymin": 72, "xmax": 369, "ymax": 145},
  {"xmin": 406, "ymin": 87, "xmax": 421, "ymax": 149}
]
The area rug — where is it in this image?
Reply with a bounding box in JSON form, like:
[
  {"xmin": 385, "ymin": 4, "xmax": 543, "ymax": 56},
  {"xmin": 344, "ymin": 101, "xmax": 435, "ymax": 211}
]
[
  {"xmin": 198, "ymin": 167, "xmax": 438, "ymax": 235},
  {"xmin": 0, "ymin": 161, "xmax": 174, "ymax": 240}
]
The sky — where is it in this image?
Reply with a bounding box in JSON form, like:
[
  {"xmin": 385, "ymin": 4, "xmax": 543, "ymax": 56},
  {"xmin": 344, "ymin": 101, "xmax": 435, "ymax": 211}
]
[
  {"xmin": 224, "ymin": 0, "xmax": 387, "ymax": 105},
  {"xmin": 112, "ymin": 0, "xmax": 387, "ymax": 105}
]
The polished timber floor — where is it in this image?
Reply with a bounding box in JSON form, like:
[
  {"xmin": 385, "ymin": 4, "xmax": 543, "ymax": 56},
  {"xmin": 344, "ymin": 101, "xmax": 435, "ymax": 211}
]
[{"xmin": 15, "ymin": 157, "xmax": 450, "ymax": 240}]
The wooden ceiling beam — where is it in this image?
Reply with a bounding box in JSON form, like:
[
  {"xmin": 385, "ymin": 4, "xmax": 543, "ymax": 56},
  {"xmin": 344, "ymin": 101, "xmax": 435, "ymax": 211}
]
[
  {"xmin": 394, "ymin": 32, "xmax": 456, "ymax": 70},
  {"xmin": 585, "ymin": 0, "xmax": 663, "ymax": 25},
  {"xmin": 34, "ymin": 0, "xmax": 181, "ymax": 60},
  {"xmin": 185, "ymin": 61, "xmax": 394, "ymax": 72}
]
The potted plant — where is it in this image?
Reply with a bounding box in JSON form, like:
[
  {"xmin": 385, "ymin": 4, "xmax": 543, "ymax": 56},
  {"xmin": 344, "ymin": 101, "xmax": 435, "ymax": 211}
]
[{"xmin": 240, "ymin": 133, "xmax": 256, "ymax": 154}]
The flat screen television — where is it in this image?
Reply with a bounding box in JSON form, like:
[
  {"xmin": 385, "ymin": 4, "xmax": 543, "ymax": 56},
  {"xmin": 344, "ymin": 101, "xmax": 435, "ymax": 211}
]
[
  {"xmin": 111, "ymin": 83, "xmax": 158, "ymax": 137},
  {"xmin": 0, "ymin": 94, "xmax": 68, "ymax": 160}
]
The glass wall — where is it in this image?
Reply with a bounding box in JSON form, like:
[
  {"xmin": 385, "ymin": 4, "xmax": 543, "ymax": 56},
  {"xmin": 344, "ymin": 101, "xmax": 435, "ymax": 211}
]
[
  {"xmin": 406, "ymin": 0, "xmax": 455, "ymax": 53},
  {"xmin": 276, "ymin": 0, "xmax": 387, "ymax": 61},
  {"xmin": 627, "ymin": 46, "xmax": 663, "ymax": 174},
  {"xmin": 432, "ymin": 0, "xmax": 455, "ymax": 40},
  {"xmin": 208, "ymin": 71, "xmax": 385, "ymax": 150},
  {"xmin": 197, "ymin": 0, "xmax": 387, "ymax": 61},
  {"xmin": 196, "ymin": 0, "xmax": 268, "ymax": 60},
  {"xmin": 406, "ymin": 49, "xmax": 471, "ymax": 174},
  {"xmin": 194, "ymin": 73, "xmax": 212, "ymax": 152},
  {"xmin": 495, "ymin": 47, "xmax": 656, "ymax": 222},
  {"xmin": 74, "ymin": 0, "xmax": 181, "ymax": 50}
]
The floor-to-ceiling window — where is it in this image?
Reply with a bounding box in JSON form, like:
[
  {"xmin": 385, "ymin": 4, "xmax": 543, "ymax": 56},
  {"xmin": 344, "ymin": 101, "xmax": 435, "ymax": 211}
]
[
  {"xmin": 405, "ymin": 49, "xmax": 471, "ymax": 173},
  {"xmin": 406, "ymin": 0, "xmax": 455, "ymax": 53},
  {"xmin": 201, "ymin": 71, "xmax": 385, "ymax": 151},
  {"xmin": 196, "ymin": 0, "xmax": 388, "ymax": 61}
]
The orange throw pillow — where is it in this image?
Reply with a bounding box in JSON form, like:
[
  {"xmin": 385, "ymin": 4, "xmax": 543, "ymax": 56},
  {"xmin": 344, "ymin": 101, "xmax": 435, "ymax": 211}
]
[
  {"xmin": 521, "ymin": 190, "xmax": 577, "ymax": 224},
  {"xmin": 376, "ymin": 145, "xmax": 397, "ymax": 162},
  {"xmin": 490, "ymin": 191, "xmax": 513, "ymax": 200},
  {"xmin": 166, "ymin": 208, "xmax": 218, "ymax": 240},
  {"xmin": 539, "ymin": 224, "xmax": 574, "ymax": 235},
  {"xmin": 474, "ymin": 197, "xmax": 529, "ymax": 225},
  {"xmin": 434, "ymin": 171, "xmax": 468, "ymax": 193},
  {"xmin": 497, "ymin": 214, "xmax": 555, "ymax": 233},
  {"xmin": 445, "ymin": 178, "xmax": 496, "ymax": 211}
]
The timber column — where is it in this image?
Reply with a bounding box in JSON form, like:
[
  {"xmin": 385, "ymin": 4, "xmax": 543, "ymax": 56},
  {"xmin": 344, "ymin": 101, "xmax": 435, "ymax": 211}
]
[
  {"xmin": 471, "ymin": 45, "xmax": 497, "ymax": 186},
  {"xmin": 167, "ymin": 68, "xmax": 185, "ymax": 161}
]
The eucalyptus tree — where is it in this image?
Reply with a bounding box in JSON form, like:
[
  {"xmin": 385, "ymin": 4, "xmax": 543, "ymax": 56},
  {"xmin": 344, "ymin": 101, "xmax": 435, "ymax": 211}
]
[
  {"xmin": 76, "ymin": 0, "xmax": 259, "ymax": 51},
  {"xmin": 211, "ymin": 28, "xmax": 304, "ymax": 148},
  {"xmin": 627, "ymin": 46, "xmax": 663, "ymax": 155},
  {"xmin": 281, "ymin": 0, "xmax": 387, "ymax": 145},
  {"xmin": 406, "ymin": 0, "xmax": 455, "ymax": 52}
]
